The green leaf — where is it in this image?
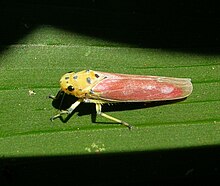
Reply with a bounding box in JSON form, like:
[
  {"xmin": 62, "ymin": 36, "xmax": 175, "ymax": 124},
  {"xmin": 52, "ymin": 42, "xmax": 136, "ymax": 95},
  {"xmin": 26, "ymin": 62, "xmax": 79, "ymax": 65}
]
[{"xmin": 0, "ymin": 25, "xmax": 220, "ymax": 157}]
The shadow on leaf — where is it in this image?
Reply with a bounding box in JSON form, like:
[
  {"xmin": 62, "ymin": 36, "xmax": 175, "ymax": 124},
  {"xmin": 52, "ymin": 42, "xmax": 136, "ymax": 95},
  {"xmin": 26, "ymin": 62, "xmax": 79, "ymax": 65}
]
[{"xmin": 50, "ymin": 90, "xmax": 186, "ymax": 125}]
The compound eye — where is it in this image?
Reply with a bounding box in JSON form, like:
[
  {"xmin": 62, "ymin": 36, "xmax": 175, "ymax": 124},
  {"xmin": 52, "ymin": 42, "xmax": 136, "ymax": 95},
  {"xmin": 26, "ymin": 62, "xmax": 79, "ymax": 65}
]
[{"xmin": 67, "ymin": 85, "xmax": 74, "ymax": 91}]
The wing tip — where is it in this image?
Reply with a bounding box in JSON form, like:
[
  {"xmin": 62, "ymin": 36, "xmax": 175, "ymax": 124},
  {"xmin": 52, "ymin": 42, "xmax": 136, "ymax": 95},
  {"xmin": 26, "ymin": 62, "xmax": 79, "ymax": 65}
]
[{"xmin": 181, "ymin": 78, "xmax": 193, "ymax": 98}]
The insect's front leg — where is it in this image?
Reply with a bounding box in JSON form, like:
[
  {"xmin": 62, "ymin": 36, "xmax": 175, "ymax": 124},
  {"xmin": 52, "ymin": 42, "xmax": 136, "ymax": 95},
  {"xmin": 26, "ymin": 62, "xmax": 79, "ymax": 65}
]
[
  {"xmin": 48, "ymin": 89, "xmax": 64, "ymax": 100},
  {"xmin": 50, "ymin": 99, "xmax": 82, "ymax": 121},
  {"xmin": 48, "ymin": 95, "xmax": 56, "ymax": 100},
  {"xmin": 95, "ymin": 103, "xmax": 132, "ymax": 130}
]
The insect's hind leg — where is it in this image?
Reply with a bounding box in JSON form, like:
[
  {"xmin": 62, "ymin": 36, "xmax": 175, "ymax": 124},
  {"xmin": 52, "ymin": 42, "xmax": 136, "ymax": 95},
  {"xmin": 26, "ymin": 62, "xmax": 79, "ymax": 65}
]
[{"xmin": 95, "ymin": 103, "xmax": 132, "ymax": 130}]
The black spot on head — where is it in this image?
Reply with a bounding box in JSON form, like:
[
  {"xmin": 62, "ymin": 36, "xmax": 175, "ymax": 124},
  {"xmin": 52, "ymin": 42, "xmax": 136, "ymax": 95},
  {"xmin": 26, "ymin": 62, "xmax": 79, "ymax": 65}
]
[
  {"xmin": 67, "ymin": 71, "xmax": 73, "ymax": 73},
  {"xmin": 86, "ymin": 77, "xmax": 91, "ymax": 84},
  {"xmin": 86, "ymin": 69, "xmax": 90, "ymax": 73},
  {"xmin": 67, "ymin": 85, "xmax": 74, "ymax": 91},
  {"xmin": 95, "ymin": 74, "xmax": 99, "ymax": 78}
]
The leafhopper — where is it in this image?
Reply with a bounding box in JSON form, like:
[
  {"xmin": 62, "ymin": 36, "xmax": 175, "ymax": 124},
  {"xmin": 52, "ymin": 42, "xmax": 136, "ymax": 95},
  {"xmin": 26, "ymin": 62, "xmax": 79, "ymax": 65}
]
[{"xmin": 49, "ymin": 70, "xmax": 193, "ymax": 129}]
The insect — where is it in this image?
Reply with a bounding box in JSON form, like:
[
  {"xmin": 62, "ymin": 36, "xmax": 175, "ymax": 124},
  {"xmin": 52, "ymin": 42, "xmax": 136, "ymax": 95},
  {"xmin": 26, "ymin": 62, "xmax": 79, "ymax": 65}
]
[{"xmin": 49, "ymin": 70, "xmax": 193, "ymax": 129}]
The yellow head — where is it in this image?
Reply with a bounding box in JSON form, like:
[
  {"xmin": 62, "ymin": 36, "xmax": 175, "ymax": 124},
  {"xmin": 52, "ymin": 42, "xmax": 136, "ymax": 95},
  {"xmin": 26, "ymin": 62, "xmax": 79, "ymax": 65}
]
[{"xmin": 59, "ymin": 70, "xmax": 103, "ymax": 98}]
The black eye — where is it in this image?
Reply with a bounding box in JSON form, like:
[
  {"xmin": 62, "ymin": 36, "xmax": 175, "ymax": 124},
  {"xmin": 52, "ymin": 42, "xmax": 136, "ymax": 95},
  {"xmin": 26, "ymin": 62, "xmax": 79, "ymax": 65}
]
[
  {"xmin": 73, "ymin": 75, "xmax": 78, "ymax": 80},
  {"xmin": 95, "ymin": 74, "xmax": 99, "ymax": 78},
  {"xmin": 67, "ymin": 85, "xmax": 74, "ymax": 91}
]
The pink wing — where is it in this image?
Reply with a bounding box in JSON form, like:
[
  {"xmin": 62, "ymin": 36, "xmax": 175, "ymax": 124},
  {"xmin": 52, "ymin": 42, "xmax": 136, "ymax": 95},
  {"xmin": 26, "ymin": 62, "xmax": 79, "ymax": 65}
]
[{"xmin": 92, "ymin": 72, "xmax": 193, "ymax": 102}]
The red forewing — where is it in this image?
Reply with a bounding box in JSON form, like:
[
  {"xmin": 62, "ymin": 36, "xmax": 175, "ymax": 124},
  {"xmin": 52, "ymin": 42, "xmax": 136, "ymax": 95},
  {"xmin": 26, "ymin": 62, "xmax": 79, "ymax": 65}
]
[{"xmin": 92, "ymin": 72, "xmax": 193, "ymax": 102}]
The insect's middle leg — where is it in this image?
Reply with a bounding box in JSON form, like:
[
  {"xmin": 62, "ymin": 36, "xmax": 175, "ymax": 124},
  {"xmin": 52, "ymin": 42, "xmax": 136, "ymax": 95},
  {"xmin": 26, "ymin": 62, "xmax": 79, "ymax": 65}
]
[{"xmin": 95, "ymin": 103, "xmax": 132, "ymax": 130}]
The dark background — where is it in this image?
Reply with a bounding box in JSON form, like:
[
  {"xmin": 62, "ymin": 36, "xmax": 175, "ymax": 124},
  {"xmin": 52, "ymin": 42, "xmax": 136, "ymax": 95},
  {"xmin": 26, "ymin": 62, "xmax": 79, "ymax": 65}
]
[
  {"xmin": 0, "ymin": 0, "xmax": 219, "ymax": 48},
  {"xmin": 1, "ymin": 146, "xmax": 220, "ymax": 185},
  {"xmin": 0, "ymin": 0, "xmax": 219, "ymax": 185}
]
